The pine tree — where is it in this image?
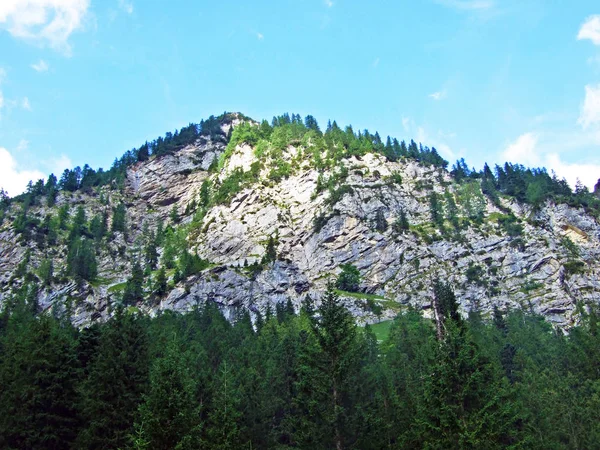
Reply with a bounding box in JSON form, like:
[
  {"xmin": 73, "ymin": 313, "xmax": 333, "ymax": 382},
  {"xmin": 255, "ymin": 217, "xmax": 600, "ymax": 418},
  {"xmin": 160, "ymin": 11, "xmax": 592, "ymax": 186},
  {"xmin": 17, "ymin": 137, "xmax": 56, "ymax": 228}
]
[
  {"xmin": 392, "ymin": 208, "xmax": 410, "ymax": 234},
  {"xmin": 292, "ymin": 284, "xmax": 361, "ymax": 449},
  {"xmin": 336, "ymin": 264, "xmax": 361, "ymax": 292},
  {"xmin": 136, "ymin": 340, "xmax": 203, "ymax": 449},
  {"xmin": 154, "ymin": 267, "xmax": 168, "ymax": 296},
  {"xmin": 0, "ymin": 308, "xmax": 80, "ymax": 449},
  {"xmin": 123, "ymin": 260, "xmax": 145, "ymax": 306},
  {"xmin": 77, "ymin": 310, "xmax": 150, "ymax": 449},
  {"xmin": 207, "ymin": 360, "xmax": 242, "ymax": 449},
  {"xmin": 375, "ymin": 208, "xmax": 388, "ymax": 232},
  {"xmin": 112, "ymin": 202, "xmax": 127, "ymax": 233},
  {"xmin": 145, "ymin": 230, "xmax": 159, "ymax": 271},
  {"xmin": 67, "ymin": 237, "xmax": 98, "ymax": 281}
]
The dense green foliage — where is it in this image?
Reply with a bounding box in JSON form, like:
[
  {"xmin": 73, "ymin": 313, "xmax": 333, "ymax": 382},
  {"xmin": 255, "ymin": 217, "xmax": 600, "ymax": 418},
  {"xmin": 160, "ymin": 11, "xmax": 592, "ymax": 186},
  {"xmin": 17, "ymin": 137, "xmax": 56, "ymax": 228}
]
[
  {"xmin": 336, "ymin": 264, "xmax": 361, "ymax": 292},
  {"xmin": 1, "ymin": 283, "xmax": 600, "ymax": 449},
  {"xmin": 452, "ymin": 159, "xmax": 600, "ymax": 214}
]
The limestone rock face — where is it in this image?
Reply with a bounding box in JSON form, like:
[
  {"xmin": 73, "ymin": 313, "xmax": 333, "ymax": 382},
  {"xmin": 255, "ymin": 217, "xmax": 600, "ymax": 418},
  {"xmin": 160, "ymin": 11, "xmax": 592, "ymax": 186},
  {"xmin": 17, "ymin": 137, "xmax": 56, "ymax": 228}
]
[
  {"xmin": 128, "ymin": 140, "xmax": 221, "ymax": 211},
  {"xmin": 1, "ymin": 132, "xmax": 600, "ymax": 328}
]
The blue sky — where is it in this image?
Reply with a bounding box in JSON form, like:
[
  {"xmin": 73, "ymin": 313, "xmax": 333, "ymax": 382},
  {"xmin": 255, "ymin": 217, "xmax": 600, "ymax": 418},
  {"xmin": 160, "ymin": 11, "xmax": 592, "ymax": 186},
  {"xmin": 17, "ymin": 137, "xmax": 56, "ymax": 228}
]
[{"xmin": 1, "ymin": 0, "xmax": 600, "ymax": 195}]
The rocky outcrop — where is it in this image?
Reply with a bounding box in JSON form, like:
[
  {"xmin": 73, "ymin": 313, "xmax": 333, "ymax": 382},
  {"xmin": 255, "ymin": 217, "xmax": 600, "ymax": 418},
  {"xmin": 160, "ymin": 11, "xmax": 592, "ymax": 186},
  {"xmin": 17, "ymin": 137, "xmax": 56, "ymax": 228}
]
[{"xmin": 1, "ymin": 131, "xmax": 599, "ymax": 328}]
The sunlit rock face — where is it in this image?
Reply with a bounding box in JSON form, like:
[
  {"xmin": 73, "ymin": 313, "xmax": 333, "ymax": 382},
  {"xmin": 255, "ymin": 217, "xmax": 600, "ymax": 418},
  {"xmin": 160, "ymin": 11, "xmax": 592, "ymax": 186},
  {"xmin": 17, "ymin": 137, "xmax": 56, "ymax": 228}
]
[{"xmin": 1, "ymin": 121, "xmax": 599, "ymax": 328}]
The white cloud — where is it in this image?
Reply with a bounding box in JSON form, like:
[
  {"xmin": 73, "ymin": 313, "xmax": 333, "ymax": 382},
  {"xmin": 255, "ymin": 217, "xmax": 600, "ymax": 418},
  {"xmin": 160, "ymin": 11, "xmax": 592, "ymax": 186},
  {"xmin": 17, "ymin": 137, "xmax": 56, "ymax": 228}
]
[
  {"xmin": 43, "ymin": 153, "xmax": 71, "ymax": 176},
  {"xmin": 0, "ymin": 147, "xmax": 45, "ymax": 196},
  {"xmin": 0, "ymin": 0, "xmax": 90, "ymax": 54},
  {"xmin": 502, "ymin": 132, "xmax": 540, "ymax": 167},
  {"xmin": 429, "ymin": 90, "xmax": 447, "ymax": 101},
  {"xmin": 403, "ymin": 116, "xmax": 461, "ymax": 161},
  {"xmin": 118, "ymin": 0, "xmax": 133, "ymax": 15},
  {"xmin": 435, "ymin": 0, "xmax": 494, "ymax": 11},
  {"xmin": 256, "ymin": 32, "xmax": 264, "ymax": 40},
  {"xmin": 324, "ymin": 0, "xmax": 334, "ymax": 7},
  {"xmin": 0, "ymin": 91, "xmax": 4, "ymax": 109},
  {"xmin": 578, "ymin": 84, "xmax": 600, "ymax": 129},
  {"xmin": 546, "ymin": 154, "xmax": 600, "ymax": 191},
  {"xmin": 372, "ymin": 57, "xmax": 380, "ymax": 68},
  {"xmin": 578, "ymin": 15, "xmax": 600, "ymax": 46},
  {"xmin": 22, "ymin": 97, "xmax": 31, "ymax": 111},
  {"xmin": 31, "ymin": 59, "xmax": 48, "ymax": 72},
  {"xmin": 501, "ymin": 132, "xmax": 600, "ymax": 189},
  {"xmin": 416, "ymin": 126, "xmax": 458, "ymax": 161}
]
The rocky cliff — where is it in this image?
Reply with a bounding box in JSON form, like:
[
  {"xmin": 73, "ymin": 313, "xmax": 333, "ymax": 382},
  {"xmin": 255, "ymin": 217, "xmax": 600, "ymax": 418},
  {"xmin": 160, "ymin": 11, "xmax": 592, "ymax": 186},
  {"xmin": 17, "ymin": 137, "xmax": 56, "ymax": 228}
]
[{"xmin": 1, "ymin": 114, "xmax": 599, "ymax": 327}]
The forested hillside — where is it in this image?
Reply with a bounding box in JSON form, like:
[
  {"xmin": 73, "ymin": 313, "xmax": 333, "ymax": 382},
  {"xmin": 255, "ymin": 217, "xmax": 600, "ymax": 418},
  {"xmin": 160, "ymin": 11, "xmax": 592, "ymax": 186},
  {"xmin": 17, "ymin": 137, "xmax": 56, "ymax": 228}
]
[
  {"xmin": 1, "ymin": 112, "xmax": 600, "ymax": 448},
  {"xmin": 0, "ymin": 112, "xmax": 599, "ymax": 327},
  {"xmin": 1, "ymin": 283, "xmax": 599, "ymax": 449}
]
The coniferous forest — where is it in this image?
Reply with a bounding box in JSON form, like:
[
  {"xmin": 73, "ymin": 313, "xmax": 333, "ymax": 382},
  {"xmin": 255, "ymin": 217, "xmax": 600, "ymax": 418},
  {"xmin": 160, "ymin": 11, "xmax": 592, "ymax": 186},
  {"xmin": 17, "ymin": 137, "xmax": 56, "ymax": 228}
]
[
  {"xmin": 1, "ymin": 113, "xmax": 600, "ymax": 448},
  {"xmin": 2, "ymin": 0, "xmax": 600, "ymax": 447},
  {"xmin": 1, "ymin": 282, "xmax": 600, "ymax": 449}
]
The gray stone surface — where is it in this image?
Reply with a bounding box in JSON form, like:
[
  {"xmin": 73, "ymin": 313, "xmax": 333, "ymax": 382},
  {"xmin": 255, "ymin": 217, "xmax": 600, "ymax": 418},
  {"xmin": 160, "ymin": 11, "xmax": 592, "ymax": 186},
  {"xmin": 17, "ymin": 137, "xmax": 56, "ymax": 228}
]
[{"xmin": 1, "ymin": 131, "xmax": 599, "ymax": 328}]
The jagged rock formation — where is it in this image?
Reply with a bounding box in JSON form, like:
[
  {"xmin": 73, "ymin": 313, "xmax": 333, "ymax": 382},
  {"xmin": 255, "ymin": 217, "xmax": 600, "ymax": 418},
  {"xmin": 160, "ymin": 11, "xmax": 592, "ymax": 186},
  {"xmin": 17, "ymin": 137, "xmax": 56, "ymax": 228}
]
[{"xmin": 1, "ymin": 115, "xmax": 599, "ymax": 327}]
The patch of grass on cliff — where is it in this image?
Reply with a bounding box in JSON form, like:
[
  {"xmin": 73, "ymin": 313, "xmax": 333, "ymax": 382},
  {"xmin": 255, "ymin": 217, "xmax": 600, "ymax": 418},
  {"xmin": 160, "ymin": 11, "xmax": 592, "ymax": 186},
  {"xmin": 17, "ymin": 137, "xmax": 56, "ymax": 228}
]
[
  {"xmin": 336, "ymin": 290, "xmax": 402, "ymax": 315},
  {"xmin": 324, "ymin": 184, "xmax": 354, "ymax": 207},
  {"xmin": 369, "ymin": 320, "xmax": 393, "ymax": 342},
  {"xmin": 217, "ymin": 122, "xmax": 262, "ymax": 170},
  {"xmin": 520, "ymin": 279, "xmax": 543, "ymax": 294},
  {"xmin": 564, "ymin": 260, "xmax": 585, "ymax": 276},
  {"xmin": 410, "ymin": 222, "xmax": 438, "ymax": 244},
  {"xmin": 89, "ymin": 277, "xmax": 112, "ymax": 288},
  {"xmin": 108, "ymin": 282, "xmax": 127, "ymax": 293},
  {"xmin": 212, "ymin": 163, "xmax": 261, "ymax": 206},
  {"xmin": 335, "ymin": 289, "xmax": 386, "ymax": 301}
]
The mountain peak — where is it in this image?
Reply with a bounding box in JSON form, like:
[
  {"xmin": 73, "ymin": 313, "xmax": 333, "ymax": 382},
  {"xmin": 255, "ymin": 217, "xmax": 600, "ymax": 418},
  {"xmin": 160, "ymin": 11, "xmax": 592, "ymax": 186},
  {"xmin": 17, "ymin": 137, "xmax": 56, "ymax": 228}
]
[{"xmin": 0, "ymin": 112, "xmax": 599, "ymax": 328}]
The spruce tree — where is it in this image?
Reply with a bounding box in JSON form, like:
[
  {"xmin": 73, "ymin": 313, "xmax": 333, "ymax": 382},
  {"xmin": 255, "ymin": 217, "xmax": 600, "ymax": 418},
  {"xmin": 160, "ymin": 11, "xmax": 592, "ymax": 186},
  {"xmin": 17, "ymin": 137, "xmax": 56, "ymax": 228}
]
[
  {"xmin": 207, "ymin": 360, "xmax": 242, "ymax": 449},
  {"xmin": 123, "ymin": 260, "xmax": 145, "ymax": 306},
  {"xmin": 336, "ymin": 264, "xmax": 361, "ymax": 292},
  {"xmin": 444, "ymin": 190, "xmax": 460, "ymax": 229},
  {"xmin": 292, "ymin": 284, "xmax": 360, "ymax": 449},
  {"xmin": 0, "ymin": 308, "xmax": 80, "ymax": 449},
  {"xmin": 77, "ymin": 310, "xmax": 150, "ymax": 449},
  {"xmin": 67, "ymin": 237, "xmax": 98, "ymax": 282},
  {"xmin": 429, "ymin": 191, "xmax": 444, "ymax": 229},
  {"xmin": 136, "ymin": 340, "xmax": 203, "ymax": 449},
  {"xmin": 375, "ymin": 208, "xmax": 388, "ymax": 232},
  {"xmin": 145, "ymin": 230, "xmax": 159, "ymax": 271},
  {"xmin": 112, "ymin": 202, "xmax": 127, "ymax": 233},
  {"xmin": 418, "ymin": 282, "xmax": 520, "ymax": 448},
  {"xmin": 262, "ymin": 235, "xmax": 277, "ymax": 265},
  {"xmin": 392, "ymin": 208, "xmax": 410, "ymax": 234},
  {"xmin": 154, "ymin": 267, "xmax": 167, "ymax": 296}
]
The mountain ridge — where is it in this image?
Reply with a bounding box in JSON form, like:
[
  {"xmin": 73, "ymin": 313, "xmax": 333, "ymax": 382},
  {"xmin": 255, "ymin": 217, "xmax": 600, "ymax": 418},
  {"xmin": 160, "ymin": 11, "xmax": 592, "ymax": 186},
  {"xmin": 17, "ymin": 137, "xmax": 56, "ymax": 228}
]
[{"xmin": 1, "ymin": 112, "xmax": 599, "ymax": 327}]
